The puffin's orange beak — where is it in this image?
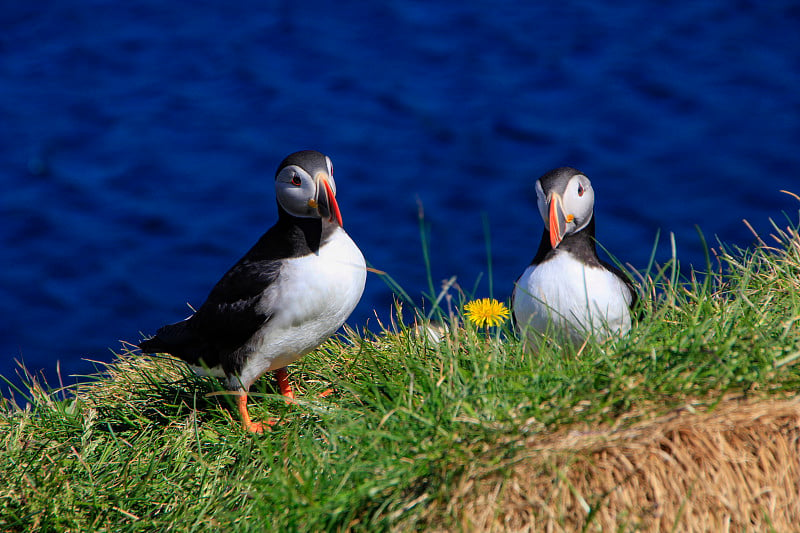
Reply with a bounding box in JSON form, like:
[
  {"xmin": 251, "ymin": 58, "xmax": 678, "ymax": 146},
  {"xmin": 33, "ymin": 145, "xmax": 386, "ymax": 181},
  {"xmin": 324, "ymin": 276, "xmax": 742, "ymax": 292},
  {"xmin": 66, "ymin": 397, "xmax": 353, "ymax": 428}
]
[
  {"xmin": 317, "ymin": 175, "xmax": 343, "ymax": 227},
  {"xmin": 323, "ymin": 178, "xmax": 343, "ymax": 227},
  {"xmin": 548, "ymin": 192, "xmax": 567, "ymax": 248}
]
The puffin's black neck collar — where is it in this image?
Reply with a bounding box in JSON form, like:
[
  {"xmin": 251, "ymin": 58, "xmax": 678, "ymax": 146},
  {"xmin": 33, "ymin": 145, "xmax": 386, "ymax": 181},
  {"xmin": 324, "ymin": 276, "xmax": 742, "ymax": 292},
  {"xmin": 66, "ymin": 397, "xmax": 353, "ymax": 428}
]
[
  {"xmin": 531, "ymin": 216, "xmax": 601, "ymax": 268},
  {"xmin": 241, "ymin": 206, "xmax": 338, "ymax": 262},
  {"xmin": 275, "ymin": 205, "xmax": 338, "ymax": 255},
  {"xmin": 529, "ymin": 214, "xmax": 638, "ymax": 309}
]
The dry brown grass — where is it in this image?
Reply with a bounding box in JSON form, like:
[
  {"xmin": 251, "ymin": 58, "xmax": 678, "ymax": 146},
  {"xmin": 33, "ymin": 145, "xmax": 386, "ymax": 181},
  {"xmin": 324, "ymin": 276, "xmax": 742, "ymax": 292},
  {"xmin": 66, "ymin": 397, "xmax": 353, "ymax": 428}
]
[{"xmin": 440, "ymin": 396, "xmax": 800, "ymax": 532}]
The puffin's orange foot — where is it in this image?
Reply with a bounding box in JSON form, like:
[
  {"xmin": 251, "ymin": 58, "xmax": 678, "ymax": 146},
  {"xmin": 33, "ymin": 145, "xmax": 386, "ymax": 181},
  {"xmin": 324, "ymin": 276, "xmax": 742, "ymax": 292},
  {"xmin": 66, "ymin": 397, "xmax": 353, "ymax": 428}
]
[
  {"xmin": 243, "ymin": 417, "xmax": 284, "ymax": 433},
  {"xmin": 238, "ymin": 370, "xmax": 334, "ymax": 433},
  {"xmin": 274, "ymin": 367, "xmax": 333, "ymax": 400},
  {"xmin": 238, "ymin": 392, "xmax": 289, "ymax": 433},
  {"xmin": 238, "ymin": 392, "xmax": 274, "ymax": 434},
  {"xmin": 244, "ymin": 420, "xmax": 266, "ymax": 434},
  {"xmin": 282, "ymin": 395, "xmax": 297, "ymax": 406},
  {"xmin": 275, "ymin": 367, "xmax": 296, "ymax": 404}
]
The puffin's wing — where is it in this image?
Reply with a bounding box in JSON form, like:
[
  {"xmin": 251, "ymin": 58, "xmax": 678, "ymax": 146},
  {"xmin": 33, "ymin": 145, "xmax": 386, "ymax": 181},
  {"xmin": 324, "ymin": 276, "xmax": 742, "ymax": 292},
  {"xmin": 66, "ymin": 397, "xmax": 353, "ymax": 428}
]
[
  {"xmin": 191, "ymin": 258, "xmax": 282, "ymax": 354},
  {"xmin": 139, "ymin": 258, "xmax": 281, "ymax": 364},
  {"xmin": 599, "ymin": 259, "xmax": 639, "ymax": 310}
]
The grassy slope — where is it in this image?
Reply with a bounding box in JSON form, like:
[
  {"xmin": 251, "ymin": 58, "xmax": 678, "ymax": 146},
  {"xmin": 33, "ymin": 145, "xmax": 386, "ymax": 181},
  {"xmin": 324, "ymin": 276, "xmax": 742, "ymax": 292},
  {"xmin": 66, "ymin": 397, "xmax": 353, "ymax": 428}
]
[{"xmin": 1, "ymin": 217, "xmax": 799, "ymax": 531}]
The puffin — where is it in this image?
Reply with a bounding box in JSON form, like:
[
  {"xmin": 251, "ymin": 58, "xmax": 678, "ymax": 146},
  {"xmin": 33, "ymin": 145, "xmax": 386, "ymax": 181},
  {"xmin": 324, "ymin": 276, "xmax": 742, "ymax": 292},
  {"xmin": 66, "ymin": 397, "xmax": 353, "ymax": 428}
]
[
  {"xmin": 139, "ymin": 150, "xmax": 366, "ymax": 433},
  {"xmin": 512, "ymin": 167, "xmax": 636, "ymax": 346}
]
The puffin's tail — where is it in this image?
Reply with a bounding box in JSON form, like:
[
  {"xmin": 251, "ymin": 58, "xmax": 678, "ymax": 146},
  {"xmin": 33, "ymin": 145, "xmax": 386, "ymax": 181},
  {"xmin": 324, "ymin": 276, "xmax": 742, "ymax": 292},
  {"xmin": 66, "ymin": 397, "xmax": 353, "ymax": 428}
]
[
  {"xmin": 138, "ymin": 335, "xmax": 170, "ymax": 354},
  {"xmin": 138, "ymin": 320, "xmax": 205, "ymax": 365}
]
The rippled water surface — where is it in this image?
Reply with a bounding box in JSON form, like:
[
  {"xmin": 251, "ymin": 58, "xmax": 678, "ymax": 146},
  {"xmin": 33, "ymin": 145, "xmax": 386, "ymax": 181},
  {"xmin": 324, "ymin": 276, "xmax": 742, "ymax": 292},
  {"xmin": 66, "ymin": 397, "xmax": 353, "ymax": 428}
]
[{"xmin": 2, "ymin": 2, "xmax": 799, "ymax": 388}]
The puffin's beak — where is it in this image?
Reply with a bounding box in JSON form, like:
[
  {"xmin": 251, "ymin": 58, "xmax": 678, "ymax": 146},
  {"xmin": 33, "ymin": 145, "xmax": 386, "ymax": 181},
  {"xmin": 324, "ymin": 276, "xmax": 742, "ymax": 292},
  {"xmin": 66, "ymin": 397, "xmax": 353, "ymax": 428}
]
[
  {"xmin": 315, "ymin": 173, "xmax": 344, "ymax": 227},
  {"xmin": 548, "ymin": 192, "xmax": 568, "ymax": 248}
]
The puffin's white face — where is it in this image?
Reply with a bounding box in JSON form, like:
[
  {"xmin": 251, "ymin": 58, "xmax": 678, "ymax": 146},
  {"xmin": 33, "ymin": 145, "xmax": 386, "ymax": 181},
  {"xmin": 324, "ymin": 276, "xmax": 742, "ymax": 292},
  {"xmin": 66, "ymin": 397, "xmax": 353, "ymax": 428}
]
[
  {"xmin": 536, "ymin": 172, "xmax": 594, "ymax": 248},
  {"xmin": 275, "ymin": 154, "xmax": 342, "ymax": 225}
]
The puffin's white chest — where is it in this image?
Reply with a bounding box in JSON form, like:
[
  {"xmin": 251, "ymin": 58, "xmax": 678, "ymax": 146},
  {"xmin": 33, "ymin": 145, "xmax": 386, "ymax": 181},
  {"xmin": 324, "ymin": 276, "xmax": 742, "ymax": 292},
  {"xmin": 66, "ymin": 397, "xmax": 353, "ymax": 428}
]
[
  {"xmin": 233, "ymin": 228, "xmax": 366, "ymax": 389},
  {"xmin": 513, "ymin": 251, "xmax": 632, "ymax": 345}
]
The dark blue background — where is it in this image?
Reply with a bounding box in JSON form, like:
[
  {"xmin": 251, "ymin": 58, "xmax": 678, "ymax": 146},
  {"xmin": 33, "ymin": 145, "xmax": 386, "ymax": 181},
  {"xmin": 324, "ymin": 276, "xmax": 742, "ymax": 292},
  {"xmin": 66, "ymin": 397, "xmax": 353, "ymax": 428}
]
[{"xmin": 2, "ymin": 2, "xmax": 799, "ymax": 390}]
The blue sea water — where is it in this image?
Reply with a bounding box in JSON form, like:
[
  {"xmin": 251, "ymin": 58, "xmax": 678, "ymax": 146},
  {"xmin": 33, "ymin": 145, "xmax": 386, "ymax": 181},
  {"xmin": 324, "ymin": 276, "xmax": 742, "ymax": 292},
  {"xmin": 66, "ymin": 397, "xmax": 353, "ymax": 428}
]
[{"xmin": 2, "ymin": 2, "xmax": 799, "ymax": 391}]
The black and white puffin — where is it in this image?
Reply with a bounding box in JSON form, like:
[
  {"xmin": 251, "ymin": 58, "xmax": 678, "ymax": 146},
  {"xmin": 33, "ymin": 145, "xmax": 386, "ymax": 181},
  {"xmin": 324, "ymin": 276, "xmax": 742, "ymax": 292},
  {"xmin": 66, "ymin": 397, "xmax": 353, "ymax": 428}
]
[
  {"xmin": 139, "ymin": 150, "xmax": 366, "ymax": 433},
  {"xmin": 512, "ymin": 167, "xmax": 636, "ymax": 345}
]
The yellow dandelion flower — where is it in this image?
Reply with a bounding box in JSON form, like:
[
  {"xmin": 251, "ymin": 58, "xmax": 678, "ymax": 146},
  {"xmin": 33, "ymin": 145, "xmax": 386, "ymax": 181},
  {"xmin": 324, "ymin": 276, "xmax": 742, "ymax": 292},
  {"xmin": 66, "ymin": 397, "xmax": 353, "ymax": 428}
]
[{"xmin": 463, "ymin": 298, "xmax": 510, "ymax": 328}]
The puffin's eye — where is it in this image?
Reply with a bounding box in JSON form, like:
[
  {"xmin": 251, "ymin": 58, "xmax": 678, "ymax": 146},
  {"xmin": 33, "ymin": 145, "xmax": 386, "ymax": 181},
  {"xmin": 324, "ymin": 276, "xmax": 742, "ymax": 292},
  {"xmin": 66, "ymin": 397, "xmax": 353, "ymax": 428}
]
[
  {"xmin": 577, "ymin": 184, "xmax": 585, "ymax": 197},
  {"xmin": 291, "ymin": 175, "xmax": 302, "ymax": 186}
]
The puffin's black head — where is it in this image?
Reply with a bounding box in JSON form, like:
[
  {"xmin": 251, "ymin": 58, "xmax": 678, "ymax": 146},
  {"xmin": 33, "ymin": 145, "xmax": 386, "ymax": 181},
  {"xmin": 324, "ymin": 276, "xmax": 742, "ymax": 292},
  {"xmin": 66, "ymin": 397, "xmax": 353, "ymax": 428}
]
[
  {"xmin": 535, "ymin": 167, "xmax": 595, "ymax": 248},
  {"xmin": 275, "ymin": 150, "xmax": 343, "ymax": 226}
]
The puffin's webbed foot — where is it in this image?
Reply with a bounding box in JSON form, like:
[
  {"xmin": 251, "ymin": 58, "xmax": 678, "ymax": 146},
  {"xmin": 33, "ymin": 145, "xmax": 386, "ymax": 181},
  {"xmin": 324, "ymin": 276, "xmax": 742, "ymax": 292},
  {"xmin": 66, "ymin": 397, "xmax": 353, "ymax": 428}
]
[{"xmin": 236, "ymin": 392, "xmax": 277, "ymax": 433}]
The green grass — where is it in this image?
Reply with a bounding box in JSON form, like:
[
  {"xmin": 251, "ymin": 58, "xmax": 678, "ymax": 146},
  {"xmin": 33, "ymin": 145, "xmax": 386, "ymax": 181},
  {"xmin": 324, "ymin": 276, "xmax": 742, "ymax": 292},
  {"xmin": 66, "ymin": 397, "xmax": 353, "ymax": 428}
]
[{"xmin": 2, "ymin": 211, "xmax": 800, "ymax": 531}]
